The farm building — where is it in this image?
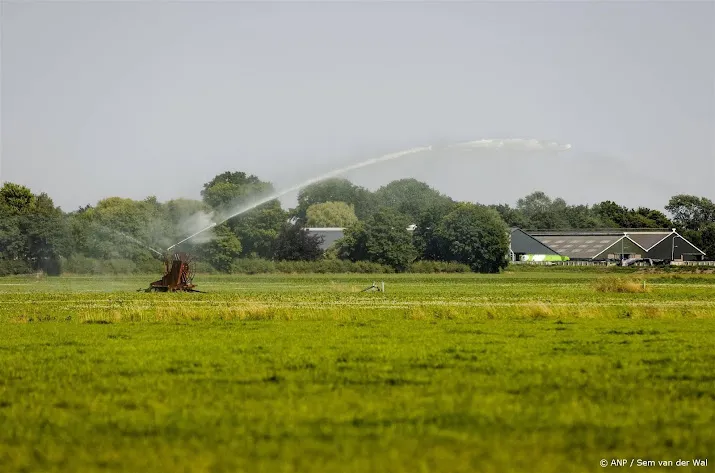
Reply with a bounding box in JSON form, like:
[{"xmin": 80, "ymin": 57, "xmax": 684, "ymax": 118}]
[
  {"xmin": 628, "ymin": 231, "xmax": 706, "ymax": 261},
  {"xmin": 509, "ymin": 228, "xmax": 562, "ymax": 262},
  {"xmin": 305, "ymin": 228, "xmax": 345, "ymax": 251},
  {"xmin": 521, "ymin": 229, "xmax": 706, "ymax": 262}
]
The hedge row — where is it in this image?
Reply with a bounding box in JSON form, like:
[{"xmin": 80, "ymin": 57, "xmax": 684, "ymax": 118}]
[
  {"xmin": 228, "ymin": 259, "xmax": 471, "ymax": 274},
  {"xmin": 0, "ymin": 259, "xmax": 32, "ymax": 277},
  {"xmin": 0, "ymin": 256, "xmax": 473, "ymax": 275},
  {"xmin": 229, "ymin": 259, "xmax": 396, "ymax": 274}
]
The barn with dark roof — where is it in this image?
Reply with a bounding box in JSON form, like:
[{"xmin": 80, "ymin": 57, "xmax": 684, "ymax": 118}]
[
  {"xmin": 509, "ymin": 228, "xmax": 561, "ymax": 261},
  {"xmin": 305, "ymin": 228, "xmax": 345, "ymax": 251},
  {"xmin": 524, "ymin": 229, "xmax": 705, "ymax": 262}
]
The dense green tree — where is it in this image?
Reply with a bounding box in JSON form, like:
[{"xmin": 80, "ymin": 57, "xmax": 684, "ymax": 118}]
[
  {"xmin": 19, "ymin": 193, "xmax": 67, "ymax": 274},
  {"xmin": 634, "ymin": 208, "xmax": 673, "ymax": 228},
  {"xmin": 433, "ymin": 203, "xmax": 509, "ymax": 273},
  {"xmin": 295, "ymin": 178, "xmax": 375, "ymax": 220},
  {"xmin": 516, "ymin": 191, "xmax": 568, "ymax": 229},
  {"xmin": 373, "ymin": 179, "xmax": 453, "ymax": 222},
  {"xmin": 493, "ymin": 197, "xmax": 608, "ymax": 230},
  {"xmin": 412, "ymin": 201, "xmax": 458, "ymax": 260},
  {"xmin": 74, "ymin": 197, "xmax": 171, "ymax": 261},
  {"xmin": 228, "ymin": 201, "xmax": 287, "ymax": 258},
  {"xmin": 0, "ymin": 183, "xmax": 35, "ymax": 215},
  {"xmin": 561, "ymin": 204, "xmax": 605, "ymax": 229},
  {"xmin": 665, "ymin": 195, "xmax": 715, "ymax": 231},
  {"xmin": 508, "ymin": 192, "xmax": 672, "ymax": 230},
  {"xmin": 305, "ymin": 201, "xmax": 359, "ymax": 228},
  {"xmin": 199, "ymin": 224, "xmax": 242, "ymax": 272},
  {"xmin": 63, "ymin": 195, "xmax": 218, "ymax": 271},
  {"xmin": 200, "ymin": 171, "xmax": 273, "ymax": 210},
  {"xmin": 592, "ymin": 200, "xmax": 625, "ymax": 227},
  {"xmin": 489, "ymin": 204, "xmax": 529, "ymax": 229},
  {"xmin": 700, "ymin": 223, "xmax": 715, "ymax": 260},
  {"xmin": 273, "ymin": 223, "xmax": 324, "ymax": 261},
  {"xmin": 0, "ymin": 205, "xmax": 24, "ymax": 261},
  {"xmin": 201, "ymin": 172, "xmax": 285, "ymax": 258},
  {"xmin": 337, "ymin": 208, "xmax": 416, "ymax": 271},
  {"xmin": 590, "ymin": 201, "xmax": 671, "ymax": 229},
  {"xmin": 623, "ymin": 212, "xmax": 659, "ymax": 229},
  {"xmin": 0, "ymin": 185, "xmax": 68, "ymax": 274},
  {"xmin": 335, "ymin": 221, "xmax": 368, "ymax": 261}
]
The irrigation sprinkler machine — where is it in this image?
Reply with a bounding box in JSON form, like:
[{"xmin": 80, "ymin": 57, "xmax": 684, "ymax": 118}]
[{"xmin": 145, "ymin": 252, "xmax": 202, "ymax": 293}]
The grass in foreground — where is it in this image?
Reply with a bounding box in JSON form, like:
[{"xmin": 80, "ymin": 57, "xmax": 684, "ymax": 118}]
[{"xmin": 0, "ymin": 273, "xmax": 714, "ymax": 473}]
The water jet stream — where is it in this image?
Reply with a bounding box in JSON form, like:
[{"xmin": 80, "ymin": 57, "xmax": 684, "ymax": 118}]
[
  {"xmin": 166, "ymin": 138, "xmax": 572, "ymax": 250},
  {"xmin": 98, "ymin": 225, "xmax": 164, "ymax": 257},
  {"xmin": 166, "ymin": 145, "xmax": 432, "ymax": 250},
  {"xmin": 167, "ymin": 223, "xmax": 218, "ymax": 250}
]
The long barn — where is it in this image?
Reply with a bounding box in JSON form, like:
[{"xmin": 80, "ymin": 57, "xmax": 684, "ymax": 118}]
[{"xmin": 512, "ymin": 228, "xmax": 706, "ymax": 262}]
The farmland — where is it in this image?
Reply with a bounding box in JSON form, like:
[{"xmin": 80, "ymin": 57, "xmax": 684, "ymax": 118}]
[{"xmin": 1, "ymin": 271, "xmax": 714, "ymax": 473}]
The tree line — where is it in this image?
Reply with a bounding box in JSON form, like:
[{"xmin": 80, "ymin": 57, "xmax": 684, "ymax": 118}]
[{"xmin": 1, "ymin": 173, "xmax": 714, "ymax": 275}]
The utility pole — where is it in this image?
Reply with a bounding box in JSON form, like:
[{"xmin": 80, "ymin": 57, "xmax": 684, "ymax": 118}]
[
  {"xmin": 622, "ymin": 235, "xmax": 625, "ymax": 261},
  {"xmin": 621, "ymin": 232, "xmax": 626, "ymax": 265},
  {"xmin": 671, "ymin": 229, "xmax": 679, "ymax": 262}
]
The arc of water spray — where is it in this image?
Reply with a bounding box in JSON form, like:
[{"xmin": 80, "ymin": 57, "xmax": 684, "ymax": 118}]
[
  {"xmin": 105, "ymin": 227, "xmax": 164, "ymax": 257},
  {"xmin": 166, "ymin": 138, "xmax": 573, "ymax": 250},
  {"xmin": 166, "ymin": 145, "xmax": 432, "ymax": 250},
  {"xmin": 167, "ymin": 223, "xmax": 219, "ymax": 250}
]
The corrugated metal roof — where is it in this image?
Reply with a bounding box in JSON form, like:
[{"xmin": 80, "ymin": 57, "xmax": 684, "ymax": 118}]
[
  {"xmin": 626, "ymin": 233, "xmax": 670, "ymax": 250},
  {"xmin": 536, "ymin": 235, "xmax": 622, "ymax": 259},
  {"xmin": 527, "ymin": 230, "xmax": 705, "ymax": 258}
]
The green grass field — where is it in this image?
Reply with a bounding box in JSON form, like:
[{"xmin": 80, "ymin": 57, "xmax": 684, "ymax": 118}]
[{"xmin": 1, "ymin": 272, "xmax": 714, "ymax": 472}]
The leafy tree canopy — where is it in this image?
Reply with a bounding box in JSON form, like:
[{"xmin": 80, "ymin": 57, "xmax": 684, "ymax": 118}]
[
  {"xmin": 273, "ymin": 223, "xmax": 325, "ymax": 261},
  {"xmin": 295, "ymin": 178, "xmax": 374, "ymax": 220},
  {"xmin": 201, "ymin": 172, "xmax": 285, "ymax": 258},
  {"xmin": 201, "ymin": 171, "xmax": 274, "ymax": 210},
  {"xmin": 373, "ymin": 179, "xmax": 453, "ymax": 222},
  {"xmin": 0, "ymin": 183, "xmax": 36, "ymax": 215},
  {"xmin": 700, "ymin": 223, "xmax": 715, "ymax": 260},
  {"xmin": 228, "ymin": 201, "xmax": 287, "ymax": 259},
  {"xmin": 665, "ymin": 195, "xmax": 715, "ymax": 231},
  {"xmin": 305, "ymin": 201, "xmax": 359, "ymax": 228},
  {"xmin": 336, "ymin": 208, "xmax": 416, "ymax": 272},
  {"xmin": 516, "ymin": 191, "xmax": 569, "ymax": 230},
  {"xmin": 434, "ymin": 203, "xmax": 509, "ymax": 273},
  {"xmin": 200, "ymin": 223, "xmax": 242, "ymax": 272}
]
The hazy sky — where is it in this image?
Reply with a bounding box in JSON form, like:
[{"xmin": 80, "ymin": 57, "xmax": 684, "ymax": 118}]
[{"xmin": 2, "ymin": 1, "xmax": 713, "ymax": 212}]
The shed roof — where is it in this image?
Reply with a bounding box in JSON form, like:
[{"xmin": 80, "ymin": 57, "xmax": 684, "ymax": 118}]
[
  {"xmin": 305, "ymin": 228, "xmax": 345, "ymax": 250},
  {"xmin": 627, "ymin": 233, "xmax": 669, "ymax": 250},
  {"xmin": 527, "ymin": 230, "xmax": 706, "ymax": 258},
  {"xmin": 534, "ymin": 234, "xmax": 630, "ymax": 259},
  {"xmin": 509, "ymin": 228, "xmax": 560, "ymax": 255}
]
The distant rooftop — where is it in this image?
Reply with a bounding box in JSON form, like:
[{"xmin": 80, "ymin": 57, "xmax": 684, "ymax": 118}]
[
  {"xmin": 535, "ymin": 234, "xmax": 632, "ymax": 259},
  {"xmin": 522, "ymin": 227, "xmax": 705, "ymax": 259},
  {"xmin": 526, "ymin": 228, "xmax": 676, "ymax": 235}
]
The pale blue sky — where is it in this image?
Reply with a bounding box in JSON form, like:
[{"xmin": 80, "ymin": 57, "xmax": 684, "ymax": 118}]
[{"xmin": 2, "ymin": 1, "xmax": 713, "ymax": 212}]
